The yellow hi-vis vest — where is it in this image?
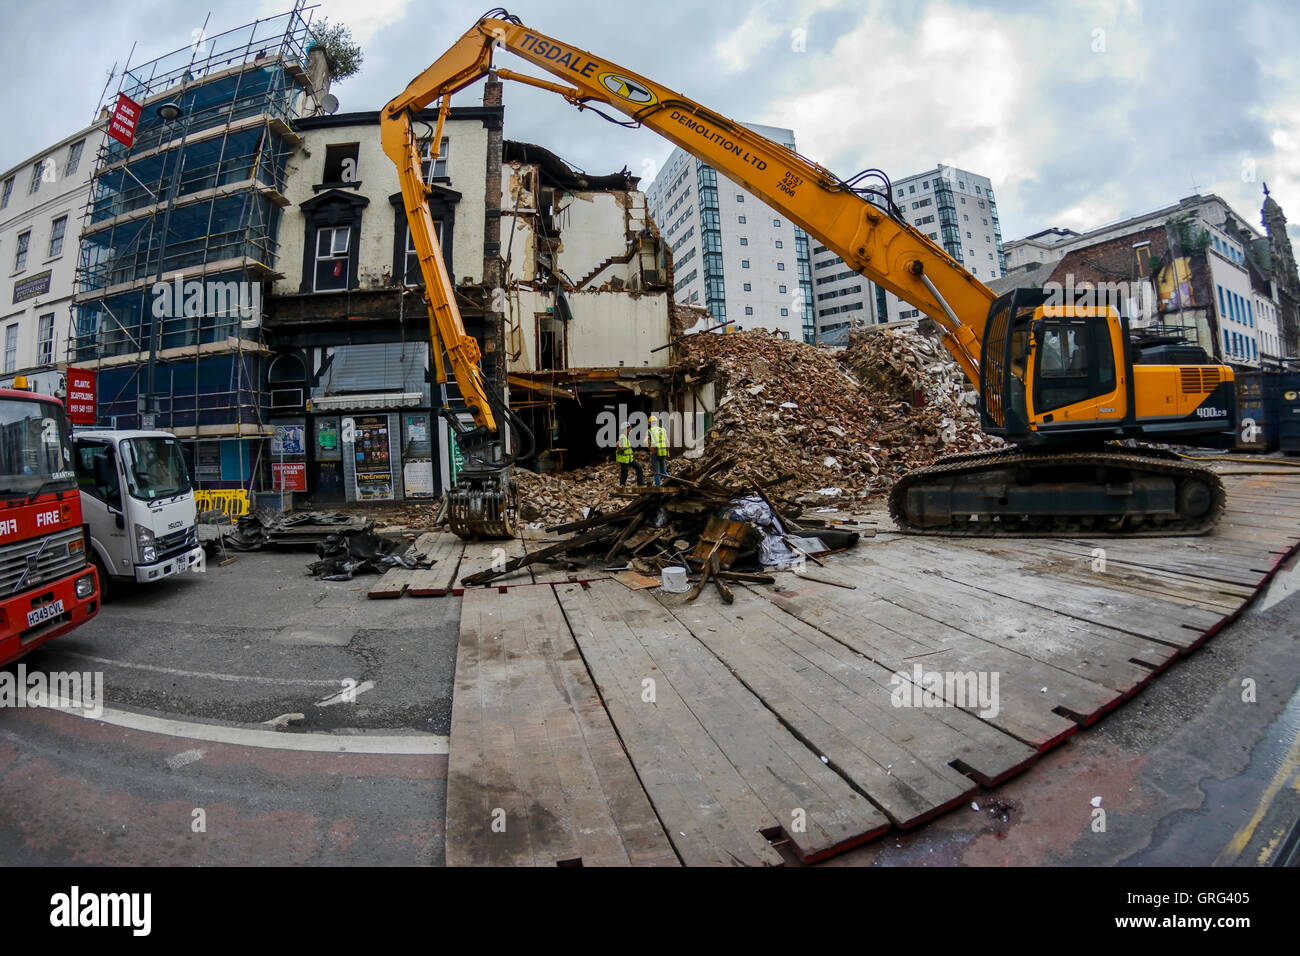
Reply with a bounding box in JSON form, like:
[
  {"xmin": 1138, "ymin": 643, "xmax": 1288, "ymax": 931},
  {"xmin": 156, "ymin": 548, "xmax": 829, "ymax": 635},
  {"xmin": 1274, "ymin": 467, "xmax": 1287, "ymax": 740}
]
[
  {"xmin": 616, "ymin": 433, "xmax": 633, "ymax": 463},
  {"xmin": 649, "ymin": 425, "xmax": 668, "ymax": 456}
]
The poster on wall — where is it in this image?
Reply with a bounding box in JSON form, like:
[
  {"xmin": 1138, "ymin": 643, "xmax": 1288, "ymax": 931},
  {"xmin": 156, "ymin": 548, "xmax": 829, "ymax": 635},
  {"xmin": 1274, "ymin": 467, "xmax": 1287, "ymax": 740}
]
[
  {"xmin": 403, "ymin": 458, "xmax": 434, "ymax": 498},
  {"xmin": 272, "ymin": 462, "xmax": 308, "ymax": 492},
  {"xmin": 316, "ymin": 418, "xmax": 340, "ymax": 459},
  {"xmin": 353, "ymin": 415, "xmax": 394, "ymax": 501},
  {"xmin": 196, "ymin": 442, "xmax": 222, "ymax": 480},
  {"xmin": 272, "ymin": 423, "xmax": 305, "ymax": 456}
]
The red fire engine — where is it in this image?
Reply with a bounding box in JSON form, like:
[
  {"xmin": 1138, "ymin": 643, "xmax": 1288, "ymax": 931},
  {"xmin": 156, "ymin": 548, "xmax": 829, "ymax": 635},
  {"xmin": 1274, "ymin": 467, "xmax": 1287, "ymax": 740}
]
[{"xmin": 0, "ymin": 380, "xmax": 99, "ymax": 666}]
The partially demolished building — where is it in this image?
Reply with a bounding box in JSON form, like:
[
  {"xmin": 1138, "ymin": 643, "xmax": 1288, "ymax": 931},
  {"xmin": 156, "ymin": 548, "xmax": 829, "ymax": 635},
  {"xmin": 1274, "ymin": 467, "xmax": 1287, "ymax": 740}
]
[{"xmin": 264, "ymin": 75, "xmax": 711, "ymax": 503}]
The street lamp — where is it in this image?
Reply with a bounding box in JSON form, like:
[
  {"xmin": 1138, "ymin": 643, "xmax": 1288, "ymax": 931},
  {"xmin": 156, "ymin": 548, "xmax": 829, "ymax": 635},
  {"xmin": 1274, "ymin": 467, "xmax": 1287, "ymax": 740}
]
[{"xmin": 142, "ymin": 96, "xmax": 191, "ymax": 429}]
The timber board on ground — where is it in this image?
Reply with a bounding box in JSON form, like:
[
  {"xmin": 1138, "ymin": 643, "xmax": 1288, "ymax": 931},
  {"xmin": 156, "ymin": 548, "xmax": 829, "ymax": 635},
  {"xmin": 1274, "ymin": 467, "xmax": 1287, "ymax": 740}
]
[{"xmin": 444, "ymin": 471, "xmax": 1300, "ymax": 864}]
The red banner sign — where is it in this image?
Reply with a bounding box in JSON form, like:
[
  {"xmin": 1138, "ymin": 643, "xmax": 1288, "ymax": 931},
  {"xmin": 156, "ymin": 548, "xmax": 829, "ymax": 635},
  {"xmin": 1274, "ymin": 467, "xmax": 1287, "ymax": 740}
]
[
  {"xmin": 107, "ymin": 93, "xmax": 141, "ymax": 148},
  {"xmin": 65, "ymin": 368, "xmax": 97, "ymax": 425},
  {"xmin": 272, "ymin": 462, "xmax": 307, "ymax": 492}
]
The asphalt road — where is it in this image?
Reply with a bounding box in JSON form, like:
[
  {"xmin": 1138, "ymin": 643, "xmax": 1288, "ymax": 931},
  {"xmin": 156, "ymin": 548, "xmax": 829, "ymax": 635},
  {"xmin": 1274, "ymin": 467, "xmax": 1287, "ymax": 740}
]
[{"xmin": 0, "ymin": 547, "xmax": 459, "ymax": 865}]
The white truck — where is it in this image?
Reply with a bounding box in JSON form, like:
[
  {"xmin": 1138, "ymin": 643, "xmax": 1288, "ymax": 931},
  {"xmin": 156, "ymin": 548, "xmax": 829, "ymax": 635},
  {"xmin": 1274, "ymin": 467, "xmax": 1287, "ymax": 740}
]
[{"xmin": 72, "ymin": 430, "xmax": 203, "ymax": 597}]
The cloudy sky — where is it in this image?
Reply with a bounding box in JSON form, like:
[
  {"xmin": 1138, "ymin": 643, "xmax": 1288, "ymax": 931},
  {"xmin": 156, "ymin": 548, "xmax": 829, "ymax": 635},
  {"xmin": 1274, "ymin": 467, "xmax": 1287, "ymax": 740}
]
[{"xmin": 3, "ymin": 0, "xmax": 1297, "ymax": 243}]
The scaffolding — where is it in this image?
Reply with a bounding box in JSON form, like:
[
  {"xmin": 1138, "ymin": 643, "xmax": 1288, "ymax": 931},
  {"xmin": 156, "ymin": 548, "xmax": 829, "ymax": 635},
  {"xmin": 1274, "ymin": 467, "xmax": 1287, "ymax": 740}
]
[{"xmin": 70, "ymin": 4, "xmax": 322, "ymax": 483}]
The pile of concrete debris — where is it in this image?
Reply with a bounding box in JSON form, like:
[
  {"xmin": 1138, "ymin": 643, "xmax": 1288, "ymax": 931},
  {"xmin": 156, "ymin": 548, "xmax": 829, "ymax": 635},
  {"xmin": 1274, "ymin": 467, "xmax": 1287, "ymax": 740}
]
[
  {"xmin": 678, "ymin": 326, "xmax": 996, "ymax": 501},
  {"xmin": 514, "ymin": 464, "xmax": 627, "ymax": 528}
]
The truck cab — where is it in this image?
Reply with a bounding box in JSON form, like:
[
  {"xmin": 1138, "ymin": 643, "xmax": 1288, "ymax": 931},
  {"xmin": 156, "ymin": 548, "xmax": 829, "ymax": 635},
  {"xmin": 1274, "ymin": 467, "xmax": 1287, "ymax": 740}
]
[
  {"xmin": 72, "ymin": 430, "xmax": 203, "ymax": 596},
  {"xmin": 0, "ymin": 386, "xmax": 99, "ymax": 666}
]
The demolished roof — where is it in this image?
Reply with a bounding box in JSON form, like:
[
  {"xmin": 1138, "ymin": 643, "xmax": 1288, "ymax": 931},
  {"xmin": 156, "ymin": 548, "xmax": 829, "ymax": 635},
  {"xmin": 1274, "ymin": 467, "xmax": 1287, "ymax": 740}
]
[{"xmin": 504, "ymin": 140, "xmax": 639, "ymax": 192}]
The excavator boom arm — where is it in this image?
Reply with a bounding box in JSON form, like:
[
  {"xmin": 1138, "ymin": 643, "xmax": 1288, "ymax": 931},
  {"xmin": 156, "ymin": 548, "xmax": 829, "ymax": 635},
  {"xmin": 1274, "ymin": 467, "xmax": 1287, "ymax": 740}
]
[{"xmin": 381, "ymin": 11, "xmax": 999, "ymax": 427}]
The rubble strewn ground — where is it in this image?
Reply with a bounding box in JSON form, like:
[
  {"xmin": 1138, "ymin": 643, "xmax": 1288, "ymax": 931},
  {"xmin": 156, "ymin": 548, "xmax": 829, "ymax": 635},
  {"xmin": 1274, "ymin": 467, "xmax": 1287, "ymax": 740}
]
[{"xmin": 507, "ymin": 325, "xmax": 997, "ymax": 524}]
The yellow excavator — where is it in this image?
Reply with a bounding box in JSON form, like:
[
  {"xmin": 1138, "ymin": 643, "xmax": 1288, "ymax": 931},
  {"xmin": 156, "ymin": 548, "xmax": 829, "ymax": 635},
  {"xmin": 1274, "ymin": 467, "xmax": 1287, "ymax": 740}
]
[{"xmin": 383, "ymin": 8, "xmax": 1233, "ymax": 538}]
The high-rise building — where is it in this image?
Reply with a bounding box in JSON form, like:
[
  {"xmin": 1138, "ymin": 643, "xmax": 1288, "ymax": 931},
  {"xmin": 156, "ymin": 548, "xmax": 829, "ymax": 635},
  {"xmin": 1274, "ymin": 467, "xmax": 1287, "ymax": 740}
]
[
  {"xmin": 645, "ymin": 123, "xmax": 813, "ymax": 342},
  {"xmin": 808, "ymin": 164, "xmax": 1006, "ymax": 342}
]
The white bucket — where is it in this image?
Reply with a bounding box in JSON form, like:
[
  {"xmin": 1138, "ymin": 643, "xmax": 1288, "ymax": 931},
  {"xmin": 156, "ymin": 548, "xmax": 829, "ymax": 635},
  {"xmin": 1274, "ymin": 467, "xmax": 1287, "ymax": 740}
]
[{"xmin": 660, "ymin": 566, "xmax": 689, "ymax": 593}]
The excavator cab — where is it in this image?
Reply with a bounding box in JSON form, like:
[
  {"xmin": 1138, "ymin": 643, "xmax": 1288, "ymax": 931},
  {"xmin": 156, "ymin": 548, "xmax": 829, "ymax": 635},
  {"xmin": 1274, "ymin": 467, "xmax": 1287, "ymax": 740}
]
[{"xmin": 980, "ymin": 288, "xmax": 1129, "ymax": 445}]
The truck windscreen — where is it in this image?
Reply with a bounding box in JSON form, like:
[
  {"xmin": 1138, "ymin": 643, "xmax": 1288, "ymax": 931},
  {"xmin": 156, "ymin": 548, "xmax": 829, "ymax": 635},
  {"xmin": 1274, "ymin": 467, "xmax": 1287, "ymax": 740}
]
[
  {"xmin": 0, "ymin": 398, "xmax": 76, "ymax": 497},
  {"xmin": 121, "ymin": 437, "xmax": 192, "ymax": 500}
]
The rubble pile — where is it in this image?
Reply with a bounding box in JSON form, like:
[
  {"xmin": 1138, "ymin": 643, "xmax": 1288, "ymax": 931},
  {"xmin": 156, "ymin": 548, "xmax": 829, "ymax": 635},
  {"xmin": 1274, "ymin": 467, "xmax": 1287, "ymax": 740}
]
[
  {"xmin": 464, "ymin": 453, "xmax": 865, "ymax": 603},
  {"xmin": 678, "ymin": 327, "xmax": 996, "ymax": 500},
  {"xmin": 838, "ymin": 326, "xmax": 983, "ymax": 429},
  {"xmin": 513, "ymin": 463, "xmax": 627, "ymax": 527}
]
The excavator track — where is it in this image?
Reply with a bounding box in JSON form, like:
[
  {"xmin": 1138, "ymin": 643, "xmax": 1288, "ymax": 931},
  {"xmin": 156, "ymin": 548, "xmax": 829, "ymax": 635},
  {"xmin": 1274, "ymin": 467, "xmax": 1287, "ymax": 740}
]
[{"xmin": 888, "ymin": 444, "xmax": 1225, "ymax": 537}]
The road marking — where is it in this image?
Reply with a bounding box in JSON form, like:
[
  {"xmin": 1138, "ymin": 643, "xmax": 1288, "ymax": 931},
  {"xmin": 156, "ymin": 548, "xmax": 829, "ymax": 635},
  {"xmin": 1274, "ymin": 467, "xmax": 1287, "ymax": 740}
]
[
  {"xmin": 1216, "ymin": 724, "xmax": 1300, "ymax": 865},
  {"xmin": 56, "ymin": 651, "xmax": 341, "ymax": 687},
  {"xmin": 316, "ymin": 680, "xmax": 376, "ymax": 707},
  {"xmin": 41, "ymin": 701, "xmax": 448, "ymax": 755},
  {"xmin": 166, "ymin": 748, "xmax": 205, "ymax": 769}
]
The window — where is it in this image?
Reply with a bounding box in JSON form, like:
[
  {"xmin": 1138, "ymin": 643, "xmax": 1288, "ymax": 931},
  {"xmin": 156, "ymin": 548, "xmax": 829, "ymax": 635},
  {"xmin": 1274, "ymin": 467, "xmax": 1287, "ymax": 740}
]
[
  {"xmin": 741, "ymin": 259, "xmax": 750, "ymax": 269},
  {"xmin": 324, "ymin": 143, "xmax": 361, "ymax": 185},
  {"xmin": 780, "ymin": 308, "xmax": 788, "ymax": 316},
  {"xmin": 74, "ymin": 441, "xmax": 120, "ymax": 505},
  {"xmin": 403, "ymin": 221, "xmax": 444, "ymax": 286},
  {"xmin": 3, "ymin": 324, "xmax": 16, "ymax": 372},
  {"xmin": 776, "ymin": 262, "xmax": 785, "ymax": 271},
  {"xmin": 29, "ymin": 160, "xmax": 46, "ymax": 195},
  {"xmin": 314, "ymin": 226, "xmax": 351, "ymax": 291},
  {"xmin": 960, "ymin": 196, "xmax": 966, "ymax": 204},
  {"xmin": 779, "ymin": 284, "xmax": 787, "ymax": 293},
  {"xmin": 736, "ymin": 194, "xmax": 744, "ymax": 202},
  {"xmin": 37, "ymin": 313, "xmax": 53, "ymax": 366},
  {"xmin": 739, "ymin": 237, "xmax": 748, "ymax": 246},
  {"xmin": 966, "ymin": 231, "xmax": 972, "ymax": 238},
  {"xmin": 743, "ymin": 282, "xmax": 751, "ymax": 291},
  {"xmin": 14, "ymin": 230, "xmax": 30, "ymax": 272},
  {"xmin": 774, "ymin": 240, "xmax": 783, "ymax": 249},
  {"xmin": 418, "ymin": 137, "xmax": 449, "ymax": 181},
  {"xmin": 48, "ymin": 215, "xmax": 67, "ymax": 258},
  {"xmin": 964, "ymin": 214, "xmax": 970, "ymax": 222},
  {"xmin": 1, "ymin": 176, "xmax": 12, "ymax": 209},
  {"xmin": 772, "ymin": 218, "xmax": 781, "ymax": 227},
  {"xmin": 738, "ymin": 215, "xmax": 746, "ymax": 224},
  {"xmin": 745, "ymin": 306, "xmax": 753, "ymax": 315},
  {"xmin": 909, "ymin": 185, "xmax": 916, "ymax": 194},
  {"xmin": 64, "ymin": 139, "xmax": 85, "ymax": 178}
]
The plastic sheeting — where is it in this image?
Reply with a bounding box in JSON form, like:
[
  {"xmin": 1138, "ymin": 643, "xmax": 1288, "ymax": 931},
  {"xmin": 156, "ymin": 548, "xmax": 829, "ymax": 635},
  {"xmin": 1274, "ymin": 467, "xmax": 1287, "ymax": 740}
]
[{"xmin": 723, "ymin": 494, "xmax": 799, "ymax": 567}]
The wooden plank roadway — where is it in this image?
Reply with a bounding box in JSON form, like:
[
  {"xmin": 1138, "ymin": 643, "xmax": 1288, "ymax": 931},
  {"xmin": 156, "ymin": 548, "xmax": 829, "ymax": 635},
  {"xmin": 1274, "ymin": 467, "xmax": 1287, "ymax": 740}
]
[
  {"xmin": 368, "ymin": 532, "xmax": 464, "ymax": 599},
  {"xmin": 556, "ymin": 580, "xmax": 891, "ymax": 864},
  {"xmin": 444, "ymin": 470, "xmax": 1300, "ymax": 864},
  {"xmin": 658, "ymin": 588, "xmax": 1039, "ymax": 828},
  {"xmin": 446, "ymin": 585, "xmax": 678, "ymax": 867},
  {"xmin": 455, "ymin": 537, "xmax": 530, "ymax": 594}
]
